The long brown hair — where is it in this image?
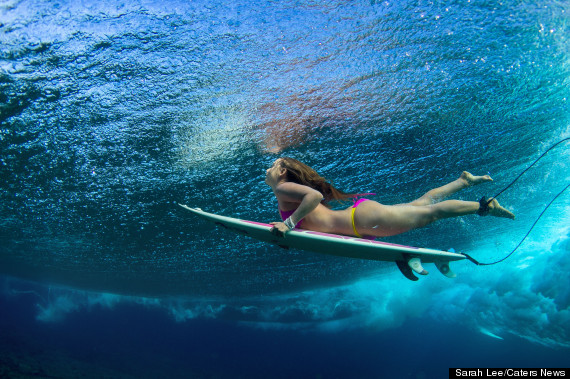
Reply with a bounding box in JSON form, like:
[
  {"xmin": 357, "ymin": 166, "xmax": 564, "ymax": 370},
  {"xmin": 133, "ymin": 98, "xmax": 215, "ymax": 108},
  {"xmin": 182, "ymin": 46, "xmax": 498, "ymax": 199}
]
[{"xmin": 278, "ymin": 157, "xmax": 356, "ymax": 207}]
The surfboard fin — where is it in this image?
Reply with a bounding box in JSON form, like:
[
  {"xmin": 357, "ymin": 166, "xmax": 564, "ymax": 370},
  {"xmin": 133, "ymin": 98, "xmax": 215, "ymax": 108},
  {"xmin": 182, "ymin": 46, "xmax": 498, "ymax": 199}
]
[
  {"xmin": 396, "ymin": 260, "xmax": 418, "ymax": 281},
  {"xmin": 407, "ymin": 257, "xmax": 429, "ymax": 276},
  {"xmin": 435, "ymin": 261, "xmax": 456, "ymax": 278}
]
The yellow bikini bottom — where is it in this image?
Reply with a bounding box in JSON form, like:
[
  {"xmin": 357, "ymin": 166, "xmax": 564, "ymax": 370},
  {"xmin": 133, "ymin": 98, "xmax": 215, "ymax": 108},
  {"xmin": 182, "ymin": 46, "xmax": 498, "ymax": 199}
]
[{"xmin": 351, "ymin": 198, "xmax": 371, "ymax": 239}]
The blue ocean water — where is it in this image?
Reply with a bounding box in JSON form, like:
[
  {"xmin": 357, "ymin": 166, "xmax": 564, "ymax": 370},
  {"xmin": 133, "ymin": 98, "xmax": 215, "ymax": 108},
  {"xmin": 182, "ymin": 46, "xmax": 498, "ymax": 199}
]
[{"xmin": 1, "ymin": 0, "xmax": 569, "ymax": 377}]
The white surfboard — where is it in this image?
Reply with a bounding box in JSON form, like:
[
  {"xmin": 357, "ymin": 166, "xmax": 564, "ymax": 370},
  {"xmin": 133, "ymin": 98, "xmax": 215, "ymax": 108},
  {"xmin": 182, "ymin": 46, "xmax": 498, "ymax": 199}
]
[{"xmin": 179, "ymin": 204, "xmax": 466, "ymax": 280}]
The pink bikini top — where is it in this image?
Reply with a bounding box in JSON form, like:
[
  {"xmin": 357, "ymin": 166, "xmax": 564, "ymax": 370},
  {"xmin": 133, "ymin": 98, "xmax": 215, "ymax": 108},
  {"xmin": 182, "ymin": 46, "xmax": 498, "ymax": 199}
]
[{"xmin": 279, "ymin": 208, "xmax": 303, "ymax": 228}]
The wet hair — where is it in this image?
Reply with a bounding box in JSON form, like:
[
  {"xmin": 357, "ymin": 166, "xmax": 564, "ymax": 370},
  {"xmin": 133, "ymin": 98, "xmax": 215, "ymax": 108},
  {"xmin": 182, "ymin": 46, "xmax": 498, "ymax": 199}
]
[{"xmin": 278, "ymin": 157, "xmax": 356, "ymax": 207}]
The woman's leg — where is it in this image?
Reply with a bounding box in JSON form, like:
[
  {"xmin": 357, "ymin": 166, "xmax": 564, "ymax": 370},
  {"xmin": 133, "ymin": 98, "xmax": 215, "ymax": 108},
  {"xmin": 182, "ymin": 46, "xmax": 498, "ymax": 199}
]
[
  {"xmin": 355, "ymin": 198, "xmax": 514, "ymax": 238},
  {"xmin": 408, "ymin": 171, "xmax": 492, "ymax": 206}
]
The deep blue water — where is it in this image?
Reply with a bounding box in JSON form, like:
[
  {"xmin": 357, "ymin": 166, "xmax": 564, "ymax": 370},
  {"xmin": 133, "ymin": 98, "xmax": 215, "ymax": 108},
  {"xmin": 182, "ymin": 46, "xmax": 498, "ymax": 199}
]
[
  {"xmin": 1, "ymin": 0, "xmax": 569, "ymax": 377},
  {"xmin": 1, "ymin": 278, "xmax": 569, "ymax": 378}
]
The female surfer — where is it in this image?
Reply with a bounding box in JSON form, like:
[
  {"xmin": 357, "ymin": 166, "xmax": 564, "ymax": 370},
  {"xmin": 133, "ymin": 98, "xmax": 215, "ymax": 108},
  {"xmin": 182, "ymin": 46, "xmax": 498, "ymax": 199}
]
[{"xmin": 266, "ymin": 157, "xmax": 515, "ymax": 238}]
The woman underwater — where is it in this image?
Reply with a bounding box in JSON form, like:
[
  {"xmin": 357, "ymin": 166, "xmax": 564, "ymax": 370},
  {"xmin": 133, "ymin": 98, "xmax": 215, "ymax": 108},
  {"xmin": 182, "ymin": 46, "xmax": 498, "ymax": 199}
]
[{"xmin": 266, "ymin": 158, "xmax": 515, "ymax": 238}]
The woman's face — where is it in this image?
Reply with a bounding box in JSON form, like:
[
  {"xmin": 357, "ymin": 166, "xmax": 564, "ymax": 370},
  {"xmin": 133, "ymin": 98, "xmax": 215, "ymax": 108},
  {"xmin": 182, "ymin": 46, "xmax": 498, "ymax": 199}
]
[{"xmin": 265, "ymin": 159, "xmax": 285, "ymax": 187}]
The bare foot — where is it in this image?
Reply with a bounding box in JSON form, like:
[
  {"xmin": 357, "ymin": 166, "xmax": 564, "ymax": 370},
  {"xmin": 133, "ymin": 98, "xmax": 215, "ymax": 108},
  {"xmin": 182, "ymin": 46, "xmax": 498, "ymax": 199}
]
[
  {"xmin": 460, "ymin": 171, "xmax": 493, "ymax": 187},
  {"xmin": 488, "ymin": 198, "xmax": 515, "ymax": 220}
]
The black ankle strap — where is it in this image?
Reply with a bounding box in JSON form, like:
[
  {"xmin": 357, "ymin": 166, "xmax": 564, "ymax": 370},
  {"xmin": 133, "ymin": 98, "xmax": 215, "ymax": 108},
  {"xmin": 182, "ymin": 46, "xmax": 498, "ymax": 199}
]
[{"xmin": 477, "ymin": 196, "xmax": 490, "ymax": 216}]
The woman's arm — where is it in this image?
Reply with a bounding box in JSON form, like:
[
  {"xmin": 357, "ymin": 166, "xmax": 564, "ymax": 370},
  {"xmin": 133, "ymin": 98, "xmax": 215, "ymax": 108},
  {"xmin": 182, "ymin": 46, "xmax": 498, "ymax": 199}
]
[{"xmin": 270, "ymin": 182, "xmax": 323, "ymax": 235}]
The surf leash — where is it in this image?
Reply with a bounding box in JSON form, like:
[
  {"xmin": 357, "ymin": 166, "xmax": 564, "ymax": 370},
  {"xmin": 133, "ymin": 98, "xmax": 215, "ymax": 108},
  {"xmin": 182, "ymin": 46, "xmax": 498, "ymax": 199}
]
[{"xmin": 464, "ymin": 137, "xmax": 569, "ymax": 266}]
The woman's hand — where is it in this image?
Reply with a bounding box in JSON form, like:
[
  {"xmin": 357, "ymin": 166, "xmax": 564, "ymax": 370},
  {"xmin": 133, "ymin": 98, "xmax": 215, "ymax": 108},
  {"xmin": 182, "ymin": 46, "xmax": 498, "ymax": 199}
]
[{"xmin": 270, "ymin": 221, "xmax": 290, "ymax": 237}]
